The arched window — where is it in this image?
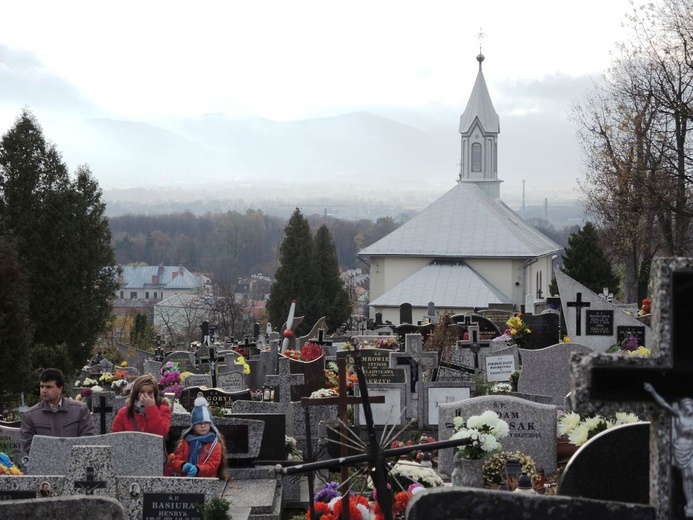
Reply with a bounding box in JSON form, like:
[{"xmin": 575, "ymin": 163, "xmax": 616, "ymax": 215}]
[{"xmin": 471, "ymin": 143, "xmax": 482, "ymax": 172}]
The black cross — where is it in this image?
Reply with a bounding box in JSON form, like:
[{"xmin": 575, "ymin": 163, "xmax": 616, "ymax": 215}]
[
  {"xmin": 207, "ymin": 346, "xmax": 225, "ymax": 388},
  {"xmin": 92, "ymin": 394, "xmax": 113, "ymax": 435},
  {"xmin": 579, "ymin": 265, "xmax": 693, "ymax": 518},
  {"xmin": 567, "ymin": 292, "xmax": 591, "ymax": 336},
  {"xmin": 74, "ymin": 467, "xmax": 106, "ymax": 495}
]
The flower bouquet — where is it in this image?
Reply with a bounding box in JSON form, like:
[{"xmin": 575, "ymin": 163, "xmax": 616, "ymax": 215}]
[
  {"xmin": 376, "ymin": 337, "xmax": 399, "ymax": 350},
  {"xmin": 451, "ymin": 410, "xmax": 509, "ymax": 459},
  {"xmin": 505, "ymin": 313, "xmax": 532, "ymax": 349},
  {"xmin": 0, "ymin": 453, "xmax": 22, "ymax": 475},
  {"xmin": 558, "ymin": 411, "xmax": 640, "ymax": 446}
]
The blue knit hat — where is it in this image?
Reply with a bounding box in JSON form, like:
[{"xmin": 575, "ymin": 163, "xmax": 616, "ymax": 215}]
[{"xmin": 183, "ymin": 395, "xmax": 219, "ymax": 436}]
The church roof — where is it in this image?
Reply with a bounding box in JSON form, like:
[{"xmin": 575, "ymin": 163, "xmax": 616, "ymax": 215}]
[
  {"xmin": 369, "ymin": 261, "xmax": 511, "ymax": 308},
  {"xmin": 459, "ymin": 55, "xmax": 499, "ymax": 135},
  {"xmin": 358, "ymin": 182, "xmax": 561, "ymax": 258}
]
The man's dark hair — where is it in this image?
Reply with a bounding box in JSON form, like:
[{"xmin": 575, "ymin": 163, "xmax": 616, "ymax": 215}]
[{"xmin": 39, "ymin": 368, "xmax": 65, "ymax": 389}]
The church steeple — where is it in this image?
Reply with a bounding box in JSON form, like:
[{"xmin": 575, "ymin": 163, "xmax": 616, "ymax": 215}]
[{"xmin": 458, "ymin": 53, "xmax": 502, "ymax": 198}]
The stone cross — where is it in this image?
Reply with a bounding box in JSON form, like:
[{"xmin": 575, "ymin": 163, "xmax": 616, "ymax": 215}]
[
  {"xmin": 572, "ymin": 258, "xmax": 693, "ymax": 519},
  {"xmin": 567, "ymin": 292, "xmax": 591, "ymax": 336},
  {"xmin": 92, "ymin": 394, "xmax": 113, "ymax": 435},
  {"xmin": 265, "ymin": 357, "xmax": 304, "ymax": 411}
]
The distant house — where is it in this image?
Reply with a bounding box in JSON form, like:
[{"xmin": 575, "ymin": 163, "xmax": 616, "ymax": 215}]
[
  {"xmin": 358, "ymin": 54, "xmax": 562, "ymax": 324},
  {"xmin": 113, "ymin": 264, "xmax": 209, "ymax": 320}
]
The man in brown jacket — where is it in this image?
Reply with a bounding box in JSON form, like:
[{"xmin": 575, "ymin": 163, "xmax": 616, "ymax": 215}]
[{"xmin": 20, "ymin": 368, "xmax": 95, "ymax": 461}]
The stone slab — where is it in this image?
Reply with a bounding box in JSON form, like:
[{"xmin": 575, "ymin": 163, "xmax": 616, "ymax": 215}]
[
  {"xmin": 517, "ymin": 343, "xmax": 594, "ymax": 405},
  {"xmin": 420, "ymin": 381, "xmax": 474, "ymax": 428},
  {"xmin": 26, "ymin": 432, "xmax": 165, "ymax": 476}
]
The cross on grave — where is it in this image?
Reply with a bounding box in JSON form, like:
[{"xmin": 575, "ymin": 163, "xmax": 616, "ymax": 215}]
[
  {"xmin": 573, "ymin": 259, "xmax": 693, "ymax": 520},
  {"xmin": 275, "ymin": 346, "xmax": 473, "ymax": 520},
  {"xmin": 74, "ymin": 466, "xmax": 107, "ymax": 495},
  {"xmin": 567, "ymin": 292, "xmax": 591, "ymax": 336},
  {"xmin": 300, "ymin": 358, "xmax": 384, "ymax": 493},
  {"xmin": 265, "ymin": 357, "xmax": 304, "ymax": 410},
  {"xmin": 201, "ymin": 346, "xmax": 225, "ymax": 388},
  {"xmin": 92, "ymin": 394, "xmax": 113, "ymax": 435}
]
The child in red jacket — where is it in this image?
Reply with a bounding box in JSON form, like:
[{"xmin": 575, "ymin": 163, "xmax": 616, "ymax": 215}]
[{"xmin": 167, "ymin": 396, "xmax": 228, "ymax": 479}]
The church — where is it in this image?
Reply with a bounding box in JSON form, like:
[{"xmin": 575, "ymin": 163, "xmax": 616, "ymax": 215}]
[{"xmin": 358, "ymin": 54, "xmax": 562, "ymax": 324}]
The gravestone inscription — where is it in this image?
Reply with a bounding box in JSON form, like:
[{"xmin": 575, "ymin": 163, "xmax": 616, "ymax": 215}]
[{"xmin": 586, "ymin": 310, "xmax": 614, "ymax": 336}]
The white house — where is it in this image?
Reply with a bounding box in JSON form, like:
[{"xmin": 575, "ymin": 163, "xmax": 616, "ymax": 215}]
[{"xmin": 358, "ymin": 54, "xmax": 562, "ymax": 324}]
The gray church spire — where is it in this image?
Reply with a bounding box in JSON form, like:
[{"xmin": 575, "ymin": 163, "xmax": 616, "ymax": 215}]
[{"xmin": 458, "ymin": 53, "xmax": 502, "ymax": 198}]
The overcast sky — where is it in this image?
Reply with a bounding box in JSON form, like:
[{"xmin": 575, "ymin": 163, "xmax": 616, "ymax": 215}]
[{"xmin": 0, "ymin": 1, "xmax": 636, "ymax": 206}]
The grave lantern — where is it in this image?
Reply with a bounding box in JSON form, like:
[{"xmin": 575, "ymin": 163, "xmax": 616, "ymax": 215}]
[{"xmin": 505, "ymin": 457, "xmax": 522, "ymax": 479}]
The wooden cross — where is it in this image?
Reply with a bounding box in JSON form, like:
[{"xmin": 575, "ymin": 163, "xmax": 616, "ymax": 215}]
[
  {"xmin": 91, "ymin": 394, "xmax": 113, "ymax": 435},
  {"xmin": 301, "ymin": 358, "xmax": 384, "ymax": 486},
  {"xmin": 566, "ymin": 292, "xmax": 591, "ymax": 336},
  {"xmin": 574, "ymin": 259, "xmax": 693, "ymax": 519},
  {"xmin": 74, "ymin": 466, "xmax": 106, "ymax": 495}
]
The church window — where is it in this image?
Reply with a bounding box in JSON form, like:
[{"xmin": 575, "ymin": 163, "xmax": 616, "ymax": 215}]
[{"xmin": 471, "ymin": 143, "xmax": 482, "ymax": 172}]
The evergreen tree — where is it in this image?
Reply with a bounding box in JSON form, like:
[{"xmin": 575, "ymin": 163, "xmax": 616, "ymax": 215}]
[
  {"xmin": 266, "ymin": 209, "xmax": 319, "ymax": 334},
  {"xmin": 0, "ymin": 235, "xmax": 33, "ymax": 396},
  {"xmin": 313, "ymin": 224, "xmax": 351, "ymax": 332},
  {"xmin": 562, "ymin": 222, "xmax": 620, "ymax": 297},
  {"xmin": 0, "ymin": 110, "xmax": 118, "ymax": 377}
]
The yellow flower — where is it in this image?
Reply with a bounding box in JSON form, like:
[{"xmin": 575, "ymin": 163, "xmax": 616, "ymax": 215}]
[
  {"xmin": 120, "ymin": 361, "xmax": 128, "ymax": 367},
  {"xmin": 242, "ymin": 363, "xmax": 251, "ymax": 375},
  {"xmin": 526, "ymin": 328, "xmax": 531, "ymax": 334},
  {"xmin": 510, "ymin": 329, "xmax": 517, "ymax": 335},
  {"xmin": 562, "ymin": 336, "xmax": 571, "ymax": 343},
  {"xmin": 235, "ymin": 356, "xmax": 246, "ymax": 365}
]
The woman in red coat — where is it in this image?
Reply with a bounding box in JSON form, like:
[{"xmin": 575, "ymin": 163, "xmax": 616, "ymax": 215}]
[
  {"xmin": 112, "ymin": 374, "xmax": 171, "ymax": 436},
  {"xmin": 166, "ymin": 396, "xmax": 228, "ymax": 479}
]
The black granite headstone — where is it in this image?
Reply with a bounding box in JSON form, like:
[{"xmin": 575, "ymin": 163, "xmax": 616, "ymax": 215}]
[
  {"xmin": 522, "ymin": 313, "xmax": 560, "ymax": 349},
  {"xmin": 616, "ymin": 325, "xmax": 646, "ymax": 346},
  {"xmin": 336, "ymin": 350, "xmax": 405, "ymax": 384},
  {"xmin": 229, "ymin": 413, "xmax": 286, "ymax": 461},
  {"xmin": 179, "ymin": 387, "xmax": 251, "ymax": 412},
  {"xmin": 400, "ymin": 303, "xmax": 413, "ymax": 325},
  {"xmin": 559, "ymin": 422, "xmax": 649, "ymax": 504}
]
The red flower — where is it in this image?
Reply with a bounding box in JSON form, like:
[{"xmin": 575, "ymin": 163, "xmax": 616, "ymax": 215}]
[
  {"xmin": 333, "ymin": 495, "xmax": 369, "ymax": 520},
  {"xmin": 307, "ymin": 501, "xmax": 331, "ymax": 520},
  {"xmin": 300, "ymin": 343, "xmax": 323, "ymax": 361}
]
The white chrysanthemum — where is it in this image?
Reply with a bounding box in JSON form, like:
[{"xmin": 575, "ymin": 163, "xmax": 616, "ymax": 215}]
[
  {"xmin": 558, "ymin": 412, "xmax": 581, "ymax": 436},
  {"xmin": 453, "ymin": 416, "xmax": 465, "ymax": 429},
  {"xmin": 91, "ymin": 385, "xmax": 104, "ymax": 392},
  {"xmin": 614, "ymin": 412, "xmax": 639, "ymax": 425},
  {"xmin": 451, "ymin": 429, "xmax": 472, "ymax": 441},
  {"xmin": 480, "ymin": 434, "xmax": 501, "ymax": 453},
  {"xmin": 469, "ymin": 430, "xmax": 480, "ymax": 444},
  {"xmin": 391, "ymin": 461, "xmax": 444, "ymax": 487},
  {"xmin": 467, "ymin": 411, "xmax": 499, "ymax": 429},
  {"xmin": 583, "ymin": 416, "xmax": 604, "ymax": 431},
  {"xmin": 491, "ymin": 419, "xmax": 510, "ymax": 439},
  {"xmin": 327, "ymin": 497, "xmax": 341, "ymax": 511},
  {"xmin": 568, "ymin": 423, "xmax": 590, "ymax": 446}
]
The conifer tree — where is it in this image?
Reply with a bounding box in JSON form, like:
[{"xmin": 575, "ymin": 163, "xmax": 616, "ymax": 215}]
[
  {"xmin": 267, "ymin": 209, "xmax": 319, "ymax": 334},
  {"xmin": 313, "ymin": 224, "xmax": 351, "ymax": 332},
  {"xmin": 0, "ymin": 110, "xmax": 118, "ymax": 379},
  {"xmin": 562, "ymin": 222, "xmax": 620, "ymax": 297}
]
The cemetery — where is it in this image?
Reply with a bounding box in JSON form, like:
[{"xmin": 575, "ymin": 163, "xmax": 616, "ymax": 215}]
[{"xmin": 2, "ymin": 255, "xmax": 683, "ymax": 520}]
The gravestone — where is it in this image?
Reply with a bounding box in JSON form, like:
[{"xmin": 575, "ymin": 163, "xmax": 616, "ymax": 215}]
[
  {"xmin": 438, "ymin": 395, "xmax": 557, "ymax": 477},
  {"xmin": 183, "ymin": 373, "xmax": 213, "ymax": 388},
  {"xmin": 160, "ymin": 351, "xmax": 200, "ymax": 374},
  {"xmin": 0, "ymin": 424, "xmax": 21, "ymax": 465},
  {"xmin": 559, "ymin": 422, "xmax": 650, "ymax": 504},
  {"xmin": 570, "ymin": 258, "xmax": 693, "ymax": 519},
  {"xmin": 87, "ymin": 391, "xmax": 119, "ymax": 435},
  {"xmin": 406, "ymin": 487, "xmax": 655, "ymax": 520},
  {"xmin": 523, "ymin": 313, "xmax": 561, "ymax": 349},
  {"xmin": 479, "ymin": 344, "xmax": 519, "ymax": 382},
  {"xmin": 420, "ymin": 381, "xmax": 474, "ymax": 428},
  {"xmin": 451, "ymin": 314, "xmax": 502, "ymax": 342},
  {"xmin": 399, "ymin": 302, "xmax": 413, "ymax": 324},
  {"xmin": 179, "ymin": 387, "xmax": 251, "ymax": 412},
  {"xmin": 218, "ymin": 372, "xmax": 245, "ymax": 392},
  {"xmin": 228, "ymin": 412, "xmax": 286, "ymax": 461},
  {"xmin": 354, "ymin": 383, "xmax": 408, "ymax": 427},
  {"xmin": 168, "ymin": 414, "xmax": 264, "ymax": 460},
  {"xmin": 26, "ymin": 432, "xmax": 164, "ymax": 476},
  {"xmin": 337, "ymin": 349, "xmax": 406, "ymax": 384},
  {"xmin": 476, "ymin": 308, "xmax": 515, "ymax": 332},
  {"xmin": 517, "ymin": 343, "xmax": 593, "ymax": 405},
  {"xmin": 287, "ymin": 355, "xmax": 326, "ymax": 401},
  {"xmin": 557, "ymin": 270, "xmax": 652, "ymax": 352}
]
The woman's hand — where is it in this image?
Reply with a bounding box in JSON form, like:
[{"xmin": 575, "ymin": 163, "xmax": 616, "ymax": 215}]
[{"xmin": 139, "ymin": 392, "xmax": 156, "ymax": 408}]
